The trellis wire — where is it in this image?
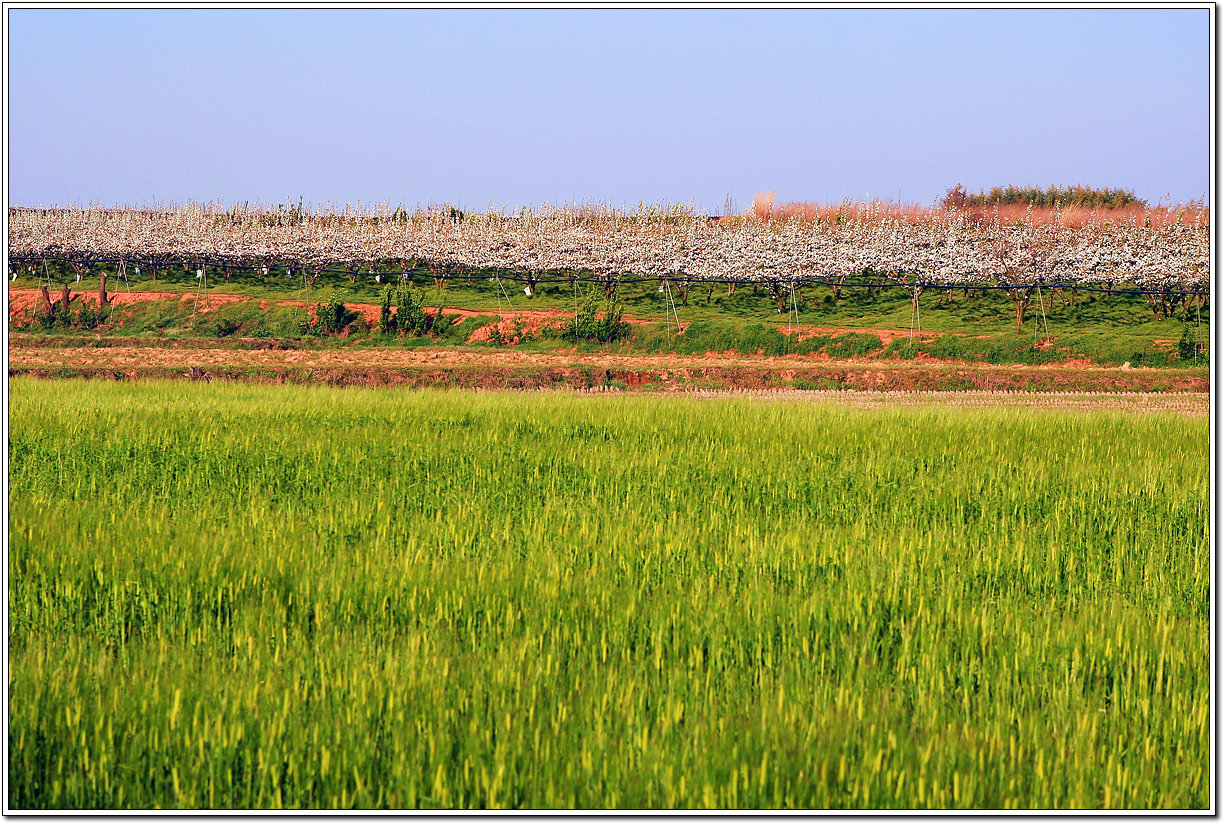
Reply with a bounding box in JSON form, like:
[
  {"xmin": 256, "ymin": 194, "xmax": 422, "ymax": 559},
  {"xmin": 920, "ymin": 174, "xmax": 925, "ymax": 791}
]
[
  {"xmin": 107, "ymin": 260, "xmax": 132, "ymax": 322},
  {"xmin": 669, "ymin": 280, "xmax": 682, "ymax": 336},
  {"xmin": 494, "ymin": 274, "xmax": 516, "ymax": 325},
  {"xmin": 5, "ymin": 255, "xmax": 1208, "ymax": 298},
  {"xmin": 191, "ymin": 263, "xmax": 209, "ymax": 323},
  {"xmin": 786, "ymin": 282, "xmax": 801, "ymax": 354},
  {"xmin": 1196, "ymin": 299, "xmax": 1202, "ymax": 366},
  {"xmin": 907, "ymin": 286, "xmax": 922, "ymax": 353},
  {"xmin": 664, "ymin": 283, "xmax": 671, "ymax": 350},
  {"xmin": 1035, "ymin": 283, "xmax": 1050, "ymax": 345},
  {"xmin": 302, "ymin": 268, "xmax": 311, "ymax": 325}
]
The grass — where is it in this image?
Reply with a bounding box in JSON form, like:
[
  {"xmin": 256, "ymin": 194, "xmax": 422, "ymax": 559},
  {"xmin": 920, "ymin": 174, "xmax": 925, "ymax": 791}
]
[
  {"xmin": 7, "ymin": 379, "xmax": 1210, "ymax": 810},
  {"xmin": 11, "ymin": 264, "xmax": 1210, "ymax": 345},
  {"xmin": 9, "ymin": 277, "xmax": 1211, "ymax": 369}
]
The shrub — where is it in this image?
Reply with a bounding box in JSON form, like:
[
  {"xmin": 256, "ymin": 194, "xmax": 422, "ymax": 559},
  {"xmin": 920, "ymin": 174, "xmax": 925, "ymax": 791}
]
[
  {"xmin": 74, "ymin": 304, "xmax": 102, "ymax": 330},
  {"xmin": 567, "ymin": 290, "xmax": 624, "ymax": 342},
  {"xmin": 942, "ymin": 184, "xmax": 1146, "ymax": 210},
  {"xmin": 211, "ymin": 318, "xmax": 240, "ymax": 338},
  {"xmin": 1179, "ymin": 325, "xmax": 1207, "ymax": 363},
  {"xmin": 316, "ymin": 298, "xmax": 357, "ymax": 335},
  {"xmin": 379, "ymin": 287, "xmax": 397, "ymax": 335},
  {"xmin": 395, "ymin": 286, "xmax": 433, "ymax": 337}
]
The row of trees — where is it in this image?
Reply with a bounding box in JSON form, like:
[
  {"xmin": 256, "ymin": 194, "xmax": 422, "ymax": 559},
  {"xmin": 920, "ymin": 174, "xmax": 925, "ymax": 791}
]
[
  {"xmin": 9, "ymin": 202, "xmax": 1208, "ymax": 333},
  {"xmin": 941, "ymin": 184, "xmax": 1148, "ymax": 210}
]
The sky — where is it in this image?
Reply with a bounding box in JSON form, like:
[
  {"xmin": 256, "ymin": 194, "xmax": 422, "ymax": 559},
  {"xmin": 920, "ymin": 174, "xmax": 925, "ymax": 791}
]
[{"xmin": 5, "ymin": 7, "xmax": 1211, "ymax": 212}]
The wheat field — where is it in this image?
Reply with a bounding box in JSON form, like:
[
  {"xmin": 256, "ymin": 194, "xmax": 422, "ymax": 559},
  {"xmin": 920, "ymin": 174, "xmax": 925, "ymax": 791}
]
[{"xmin": 7, "ymin": 380, "xmax": 1209, "ymax": 809}]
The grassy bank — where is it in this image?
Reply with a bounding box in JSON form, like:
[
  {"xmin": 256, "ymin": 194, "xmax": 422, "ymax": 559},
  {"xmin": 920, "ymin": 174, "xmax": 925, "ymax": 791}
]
[{"xmin": 8, "ymin": 272, "xmax": 1211, "ymax": 369}]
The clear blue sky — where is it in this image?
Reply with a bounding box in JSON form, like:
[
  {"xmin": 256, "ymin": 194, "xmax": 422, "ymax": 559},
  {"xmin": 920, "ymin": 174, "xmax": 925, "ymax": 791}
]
[{"xmin": 6, "ymin": 7, "xmax": 1210, "ymax": 211}]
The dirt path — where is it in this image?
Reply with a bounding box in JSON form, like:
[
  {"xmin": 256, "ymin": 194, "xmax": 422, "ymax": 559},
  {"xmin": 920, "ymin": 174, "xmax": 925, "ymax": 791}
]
[
  {"xmin": 0, "ymin": 344, "xmax": 1169, "ymax": 372},
  {"xmin": 8, "ymin": 341, "xmax": 1208, "ymax": 394}
]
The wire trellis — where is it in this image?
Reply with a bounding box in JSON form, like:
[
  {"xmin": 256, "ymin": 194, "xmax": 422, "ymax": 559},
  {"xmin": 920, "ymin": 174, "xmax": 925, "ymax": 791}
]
[{"xmin": 6, "ymin": 255, "xmax": 1210, "ymax": 299}]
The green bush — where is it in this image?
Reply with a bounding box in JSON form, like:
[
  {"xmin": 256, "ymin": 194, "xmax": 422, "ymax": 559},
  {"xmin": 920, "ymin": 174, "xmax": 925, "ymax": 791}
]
[
  {"xmin": 74, "ymin": 303, "xmax": 102, "ymax": 330},
  {"xmin": 210, "ymin": 318, "xmax": 240, "ymax": 338},
  {"xmin": 566, "ymin": 289, "xmax": 624, "ymax": 342},
  {"xmin": 1179, "ymin": 325, "xmax": 1208, "ymax": 364},
  {"xmin": 316, "ymin": 298, "xmax": 358, "ymax": 335},
  {"xmin": 395, "ymin": 286, "xmax": 434, "ymax": 337},
  {"xmin": 379, "ymin": 287, "xmax": 397, "ymax": 335},
  {"xmin": 943, "ymin": 183, "xmax": 1146, "ymax": 210}
]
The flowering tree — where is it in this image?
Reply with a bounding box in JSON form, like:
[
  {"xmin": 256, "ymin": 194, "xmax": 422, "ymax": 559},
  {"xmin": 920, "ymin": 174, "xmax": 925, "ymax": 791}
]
[{"xmin": 8, "ymin": 201, "xmax": 1209, "ymax": 324}]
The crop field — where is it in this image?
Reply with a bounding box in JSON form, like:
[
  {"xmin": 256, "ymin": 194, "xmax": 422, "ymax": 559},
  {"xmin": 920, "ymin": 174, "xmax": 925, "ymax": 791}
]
[{"xmin": 8, "ymin": 379, "xmax": 1210, "ymax": 810}]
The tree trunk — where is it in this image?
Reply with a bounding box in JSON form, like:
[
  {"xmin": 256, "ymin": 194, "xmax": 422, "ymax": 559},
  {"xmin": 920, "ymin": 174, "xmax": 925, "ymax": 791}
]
[
  {"xmin": 727, "ymin": 282, "xmax": 736, "ymax": 296},
  {"xmin": 679, "ymin": 280, "xmax": 691, "ymax": 307},
  {"xmin": 99, "ymin": 271, "xmax": 110, "ymax": 309},
  {"xmin": 706, "ymin": 281, "xmax": 715, "ymax": 304},
  {"xmin": 1053, "ymin": 287, "xmax": 1076, "ymax": 308},
  {"xmin": 910, "ymin": 285, "xmax": 925, "ymax": 320},
  {"xmin": 1144, "ymin": 293, "xmax": 1162, "ymax": 321},
  {"xmin": 765, "ymin": 282, "xmax": 786, "ymax": 313},
  {"xmin": 38, "ymin": 285, "xmax": 54, "ymax": 315},
  {"xmin": 1011, "ymin": 288, "xmax": 1032, "ymax": 334},
  {"xmin": 59, "ymin": 285, "xmax": 72, "ymax": 314}
]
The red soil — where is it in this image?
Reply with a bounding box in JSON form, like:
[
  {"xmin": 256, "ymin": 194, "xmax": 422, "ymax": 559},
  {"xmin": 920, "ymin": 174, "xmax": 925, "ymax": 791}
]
[{"xmin": 8, "ymin": 287, "xmax": 245, "ymax": 318}]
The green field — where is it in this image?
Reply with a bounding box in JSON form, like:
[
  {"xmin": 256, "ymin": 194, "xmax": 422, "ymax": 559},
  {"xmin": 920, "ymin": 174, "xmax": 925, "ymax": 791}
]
[{"xmin": 8, "ymin": 380, "xmax": 1210, "ymax": 809}]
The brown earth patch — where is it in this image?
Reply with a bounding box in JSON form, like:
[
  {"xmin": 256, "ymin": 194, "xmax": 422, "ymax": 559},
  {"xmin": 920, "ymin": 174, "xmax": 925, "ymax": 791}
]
[
  {"xmin": 7, "ymin": 287, "xmax": 248, "ymax": 319},
  {"xmin": 466, "ymin": 315, "xmax": 570, "ymax": 345},
  {"xmin": 7, "ymin": 343, "xmax": 1209, "ymax": 394},
  {"xmin": 786, "ymin": 325, "xmax": 930, "ymax": 347}
]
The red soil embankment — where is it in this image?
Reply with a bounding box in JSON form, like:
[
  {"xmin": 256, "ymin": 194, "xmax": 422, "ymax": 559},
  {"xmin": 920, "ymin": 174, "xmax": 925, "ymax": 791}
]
[{"xmin": 8, "ymin": 287, "xmax": 246, "ymax": 319}]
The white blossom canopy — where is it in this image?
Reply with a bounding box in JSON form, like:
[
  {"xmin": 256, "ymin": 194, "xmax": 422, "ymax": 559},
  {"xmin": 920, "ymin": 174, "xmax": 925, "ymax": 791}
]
[{"xmin": 7, "ymin": 202, "xmax": 1209, "ymax": 292}]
